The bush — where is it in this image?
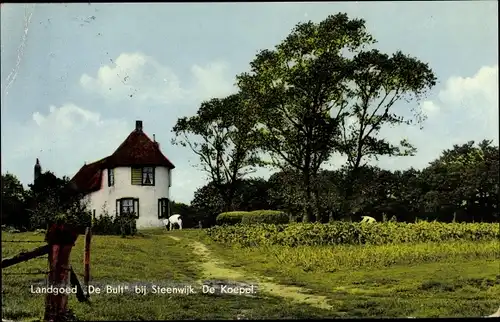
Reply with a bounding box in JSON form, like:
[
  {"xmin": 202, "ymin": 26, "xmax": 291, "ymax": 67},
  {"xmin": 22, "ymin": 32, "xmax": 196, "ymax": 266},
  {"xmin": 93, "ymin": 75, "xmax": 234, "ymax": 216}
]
[
  {"xmin": 241, "ymin": 210, "xmax": 290, "ymax": 225},
  {"xmin": 205, "ymin": 221, "xmax": 500, "ymax": 247},
  {"xmin": 92, "ymin": 212, "xmax": 137, "ymax": 237},
  {"xmin": 216, "ymin": 211, "xmax": 249, "ymax": 226}
]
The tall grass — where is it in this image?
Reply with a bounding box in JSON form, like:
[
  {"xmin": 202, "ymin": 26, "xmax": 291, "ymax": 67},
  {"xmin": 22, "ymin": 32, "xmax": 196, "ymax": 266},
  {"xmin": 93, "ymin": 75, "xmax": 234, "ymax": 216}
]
[{"xmin": 206, "ymin": 221, "xmax": 499, "ymax": 247}]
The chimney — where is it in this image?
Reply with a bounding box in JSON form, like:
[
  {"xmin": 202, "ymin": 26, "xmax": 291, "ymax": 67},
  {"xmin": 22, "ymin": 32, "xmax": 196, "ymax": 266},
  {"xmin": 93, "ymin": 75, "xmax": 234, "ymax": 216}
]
[
  {"xmin": 135, "ymin": 120, "xmax": 143, "ymax": 132},
  {"xmin": 153, "ymin": 134, "xmax": 160, "ymax": 149}
]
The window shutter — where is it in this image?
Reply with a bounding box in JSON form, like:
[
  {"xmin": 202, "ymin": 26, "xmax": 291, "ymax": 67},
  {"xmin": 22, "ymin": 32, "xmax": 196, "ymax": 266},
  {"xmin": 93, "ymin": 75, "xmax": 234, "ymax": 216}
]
[
  {"xmin": 134, "ymin": 199, "xmax": 139, "ymax": 218},
  {"xmin": 116, "ymin": 200, "xmax": 120, "ymax": 216},
  {"xmin": 131, "ymin": 168, "xmax": 142, "ymax": 185},
  {"xmin": 167, "ymin": 198, "xmax": 171, "ymax": 218},
  {"xmin": 158, "ymin": 199, "xmax": 161, "ymax": 219}
]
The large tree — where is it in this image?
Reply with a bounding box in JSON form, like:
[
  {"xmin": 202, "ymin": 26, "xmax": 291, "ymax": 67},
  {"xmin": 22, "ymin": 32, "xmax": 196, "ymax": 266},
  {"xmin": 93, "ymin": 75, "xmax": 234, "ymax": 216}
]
[
  {"xmin": 238, "ymin": 13, "xmax": 436, "ymax": 221},
  {"xmin": 338, "ymin": 49, "xmax": 436, "ymax": 215},
  {"xmin": 237, "ymin": 13, "xmax": 375, "ymax": 222},
  {"xmin": 172, "ymin": 93, "xmax": 260, "ymax": 212}
]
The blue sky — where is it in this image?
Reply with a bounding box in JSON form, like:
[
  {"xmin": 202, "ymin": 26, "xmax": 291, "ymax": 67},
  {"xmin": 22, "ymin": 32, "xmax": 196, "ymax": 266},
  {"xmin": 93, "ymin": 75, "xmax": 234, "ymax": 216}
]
[{"xmin": 1, "ymin": 2, "xmax": 498, "ymax": 204}]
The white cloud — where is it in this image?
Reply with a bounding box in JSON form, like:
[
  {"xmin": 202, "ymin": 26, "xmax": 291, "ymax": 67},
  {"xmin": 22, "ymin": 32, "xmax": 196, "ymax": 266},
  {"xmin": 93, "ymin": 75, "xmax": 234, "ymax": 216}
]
[
  {"xmin": 421, "ymin": 100, "xmax": 439, "ymax": 116},
  {"xmin": 372, "ymin": 64, "xmax": 498, "ymax": 170},
  {"xmin": 80, "ymin": 52, "xmax": 236, "ymax": 105},
  {"xmin": 3, "ymin": 103, "xmax": 130, "ymax": 184},
  {"xmin": 437, "ymin": 65, "xmax": 497, "ymax": 107},
  {"xmin": 190, "ymin": 61, "xmax": 237, "ymax": 100},
  {"xmin": 80, "ymin": 52, "xmax": 187, "ymax": 104}
]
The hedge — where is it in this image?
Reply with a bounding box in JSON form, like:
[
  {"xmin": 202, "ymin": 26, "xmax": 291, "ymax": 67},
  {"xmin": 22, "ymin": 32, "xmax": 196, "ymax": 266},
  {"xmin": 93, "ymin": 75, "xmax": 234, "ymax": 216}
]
[
  {"xmin": 216, "ymin": 211, "xmax": 248, "ymax": 226},
  {"xmin": 241, "ymin": 210, "xmax": 289, "ymax": 225}
]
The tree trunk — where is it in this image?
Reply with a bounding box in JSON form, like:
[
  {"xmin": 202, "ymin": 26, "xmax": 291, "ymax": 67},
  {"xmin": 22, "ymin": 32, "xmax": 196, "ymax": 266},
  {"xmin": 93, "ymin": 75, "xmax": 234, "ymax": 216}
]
[
  {"xmin": 218, "ymin": 183, "xmax": 235, "ymax": 213},
  {"xmin": 341, "ymin": 179, "xmax": 353, "ymax": 219},
  {"xmin": 341, "ymin": 167, "xmax": 361, "ymax": 219},
  {"xmin": 302, "ymin": 171, "xmax": 314, "ymax": 223},
  {"xmin": 328, "ymin": 210, "xmax": 335, "ymax": 222},
  {"xmin": 312, "ymin": 183, "xmax": 324, "ymax": 222}
]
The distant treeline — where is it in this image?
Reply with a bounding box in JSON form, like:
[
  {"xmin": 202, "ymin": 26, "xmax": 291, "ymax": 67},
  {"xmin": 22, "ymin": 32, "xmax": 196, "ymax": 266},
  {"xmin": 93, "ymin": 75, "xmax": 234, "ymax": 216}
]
[{"xmin": 1, "ymin": 140, "xmax": 498, "ymax": 231}]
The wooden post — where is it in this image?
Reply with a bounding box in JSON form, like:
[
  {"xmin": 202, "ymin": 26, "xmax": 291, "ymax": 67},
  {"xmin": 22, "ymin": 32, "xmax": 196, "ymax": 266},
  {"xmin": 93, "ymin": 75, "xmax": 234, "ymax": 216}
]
[
  {"xmin": 83, "ymin": 227, "xmax": 92, "ymax": 292},
  {"xmin": 44, "ymin": 224, "xmax": 78, "ymax": 322}
]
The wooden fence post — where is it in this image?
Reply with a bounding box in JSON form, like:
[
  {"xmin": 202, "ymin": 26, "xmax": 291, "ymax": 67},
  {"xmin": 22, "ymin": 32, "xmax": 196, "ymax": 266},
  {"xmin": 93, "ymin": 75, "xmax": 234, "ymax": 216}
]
[
  {"xmin": 43, "ymin": 224, "xmax": 78, "ymax": 322},
  {"xmin": 83, "ymin": 227, "xmax": 92, "ymax": 293}
]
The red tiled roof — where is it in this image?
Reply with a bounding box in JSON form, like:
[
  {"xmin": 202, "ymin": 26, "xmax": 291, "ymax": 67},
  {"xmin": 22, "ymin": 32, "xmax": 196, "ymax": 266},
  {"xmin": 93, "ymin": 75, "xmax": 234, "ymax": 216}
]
[{"xmin": 70, "ymin": 128, "xmax": 175, "ymax": 194}]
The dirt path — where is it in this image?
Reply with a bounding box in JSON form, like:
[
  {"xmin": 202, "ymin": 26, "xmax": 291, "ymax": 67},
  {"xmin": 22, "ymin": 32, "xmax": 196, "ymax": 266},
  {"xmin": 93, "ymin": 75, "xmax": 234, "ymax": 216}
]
[{"xmin": 168, "ymin": 235, "xmax": 333, "ymax": 310}]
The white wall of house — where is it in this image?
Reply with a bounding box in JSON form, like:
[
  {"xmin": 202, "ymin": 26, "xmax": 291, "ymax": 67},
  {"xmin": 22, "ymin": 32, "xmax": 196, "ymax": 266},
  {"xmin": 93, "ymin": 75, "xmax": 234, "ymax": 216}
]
[{"xmin": 83, "ymin": 166, "xmax": 171, "ymax": 228}]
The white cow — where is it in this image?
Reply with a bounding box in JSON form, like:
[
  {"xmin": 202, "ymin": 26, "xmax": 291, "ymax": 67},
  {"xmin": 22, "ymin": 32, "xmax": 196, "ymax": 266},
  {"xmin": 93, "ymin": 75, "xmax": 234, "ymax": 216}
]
[
  {"xmin": 163, "ymin": 214, "xmax": 183, "ymax": 231},
  {"xmin": 360, "ymin": 216, "xmax": 376, "ymax": 224}
]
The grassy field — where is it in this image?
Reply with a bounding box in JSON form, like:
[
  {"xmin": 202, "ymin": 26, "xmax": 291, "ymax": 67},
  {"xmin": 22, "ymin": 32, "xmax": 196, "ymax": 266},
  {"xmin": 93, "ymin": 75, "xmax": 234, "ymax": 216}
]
[{"xmin": 1, "ymin": 228, "xmax": 499, "ymax": 320}]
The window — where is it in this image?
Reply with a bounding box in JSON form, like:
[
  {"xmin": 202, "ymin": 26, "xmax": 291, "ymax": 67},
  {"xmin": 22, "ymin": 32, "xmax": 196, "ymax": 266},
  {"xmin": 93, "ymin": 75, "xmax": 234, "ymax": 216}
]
[
  {"xmin": 116, "ymin": 198, "xmax": 139, "ymax": 218},
  {"xmin": 142, "ymin": 167, "xmax": 154, "ymax": 185},
  {"xmin": 131, "ymin": 167, "xmax": 155, "ymax": 186},
  {"xmin": 158, "ymin": 198, "xmax": 170, "ymax": 219},
  {"xmin": 108, "ymin": 168, "xmax": 115, "ymax": 187}
]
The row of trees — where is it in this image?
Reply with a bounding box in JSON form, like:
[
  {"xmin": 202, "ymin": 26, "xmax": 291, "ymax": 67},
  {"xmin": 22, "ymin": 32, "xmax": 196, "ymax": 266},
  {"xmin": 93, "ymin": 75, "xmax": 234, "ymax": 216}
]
[{"xmin": 171, "ymin": 13, "xmax": 497, "ymax": 224}]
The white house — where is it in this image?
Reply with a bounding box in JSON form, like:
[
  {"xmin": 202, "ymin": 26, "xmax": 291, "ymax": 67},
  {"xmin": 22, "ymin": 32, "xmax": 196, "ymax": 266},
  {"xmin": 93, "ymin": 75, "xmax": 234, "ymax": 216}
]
[{"xmin": 69, "ymin": 120, "xmax": 175, "ymax": 228}]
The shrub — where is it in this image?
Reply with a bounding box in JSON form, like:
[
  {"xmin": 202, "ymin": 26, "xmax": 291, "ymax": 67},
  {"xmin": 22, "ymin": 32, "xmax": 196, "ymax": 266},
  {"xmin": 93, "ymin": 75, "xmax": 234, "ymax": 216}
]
[
  {"xmin": 216, "ymin": 211, "xmax": 249, "ymax": 226},
  {"xmin": 241, "ymin": 210, "xmax": 290, "ymax": 225},
  {"xmin": 205, "ymin": 221, "xmax": 500, "ymax": 247},
  {"xmin": 92, "ymin": 213, "xmax": 116, "ymax": 235},
  {"xmin": 92, "ymin": 211, "xmax": 137, "ymax": 237}
]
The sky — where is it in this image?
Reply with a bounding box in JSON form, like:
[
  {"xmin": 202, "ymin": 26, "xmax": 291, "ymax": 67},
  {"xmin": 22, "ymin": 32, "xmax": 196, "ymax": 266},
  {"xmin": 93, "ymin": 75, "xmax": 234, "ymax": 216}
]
[{"xmin": 1, "ymin": 2, "xmax": 498, "ymax": 204}]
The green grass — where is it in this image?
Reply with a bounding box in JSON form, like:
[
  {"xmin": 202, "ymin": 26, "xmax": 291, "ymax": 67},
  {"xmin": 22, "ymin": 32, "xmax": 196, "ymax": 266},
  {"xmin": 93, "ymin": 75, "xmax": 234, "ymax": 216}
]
[
  {"xmin": 192, "ymin": 229, "xmax": 500, "ymax": 318},
  {"xmin": 2, "ymin": 228, "xmax": 500, "ymax": 320},
  {"xmin": 1, "ymin": 230, "xmax": 336, "ymax": 321}
]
